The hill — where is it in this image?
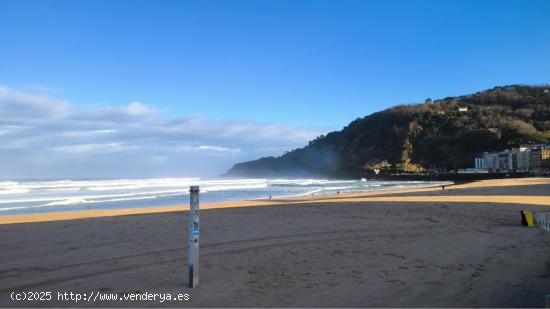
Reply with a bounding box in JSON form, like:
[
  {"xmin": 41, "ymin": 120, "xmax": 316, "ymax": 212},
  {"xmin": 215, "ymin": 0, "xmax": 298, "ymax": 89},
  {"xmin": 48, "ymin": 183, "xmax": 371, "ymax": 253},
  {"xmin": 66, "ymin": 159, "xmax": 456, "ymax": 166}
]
[{"xmin": 224, "ymin": 85, "xmax": 550, "ymax": 178}]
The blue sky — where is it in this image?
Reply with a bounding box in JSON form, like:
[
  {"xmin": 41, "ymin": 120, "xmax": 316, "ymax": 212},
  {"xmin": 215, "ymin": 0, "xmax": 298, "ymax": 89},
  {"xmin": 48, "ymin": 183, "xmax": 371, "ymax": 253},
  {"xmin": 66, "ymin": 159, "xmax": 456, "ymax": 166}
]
[{"xmin": 0, "ymin": 0, "xmax": 549, "ymax": 178}]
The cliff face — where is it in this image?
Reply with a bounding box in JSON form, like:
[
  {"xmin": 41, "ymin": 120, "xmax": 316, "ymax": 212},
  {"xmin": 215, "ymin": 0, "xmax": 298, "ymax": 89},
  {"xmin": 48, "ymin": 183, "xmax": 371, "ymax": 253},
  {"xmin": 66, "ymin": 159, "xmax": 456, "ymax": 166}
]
[{"xmin": 224, "ymin": 85, "xmax": 550, "ymax": 178}]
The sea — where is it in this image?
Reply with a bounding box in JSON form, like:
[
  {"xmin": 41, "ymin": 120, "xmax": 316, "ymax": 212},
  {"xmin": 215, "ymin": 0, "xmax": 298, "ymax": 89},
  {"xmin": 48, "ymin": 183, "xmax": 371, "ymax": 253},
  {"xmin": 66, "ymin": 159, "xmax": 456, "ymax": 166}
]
[{"xmin": 0, "ymin": 178, "xmax": 452, "ymax": 216}]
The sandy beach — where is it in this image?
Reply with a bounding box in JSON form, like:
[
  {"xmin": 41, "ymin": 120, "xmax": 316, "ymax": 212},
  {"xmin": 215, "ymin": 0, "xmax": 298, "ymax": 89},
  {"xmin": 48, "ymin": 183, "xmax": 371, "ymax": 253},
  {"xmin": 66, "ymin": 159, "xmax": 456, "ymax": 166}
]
[{"xmin": 1, "ymin": 177, "xmax": 550, "ymax": 307}]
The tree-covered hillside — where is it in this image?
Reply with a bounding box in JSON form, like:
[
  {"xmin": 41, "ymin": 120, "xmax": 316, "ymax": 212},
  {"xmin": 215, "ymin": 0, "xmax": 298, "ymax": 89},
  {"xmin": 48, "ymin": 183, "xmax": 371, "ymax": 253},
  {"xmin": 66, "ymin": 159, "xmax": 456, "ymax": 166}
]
[{"xmin": 224, "ymin": 85, "xmax": 550, "ymax": 178}]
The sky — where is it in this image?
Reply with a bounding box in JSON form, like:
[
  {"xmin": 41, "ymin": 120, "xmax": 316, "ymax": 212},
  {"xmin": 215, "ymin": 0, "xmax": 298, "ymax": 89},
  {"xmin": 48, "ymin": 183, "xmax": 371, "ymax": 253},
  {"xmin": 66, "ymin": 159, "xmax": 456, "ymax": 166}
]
[{"xmin": 0, "ymin": 0, "xmax": 549, "ymax": 179}]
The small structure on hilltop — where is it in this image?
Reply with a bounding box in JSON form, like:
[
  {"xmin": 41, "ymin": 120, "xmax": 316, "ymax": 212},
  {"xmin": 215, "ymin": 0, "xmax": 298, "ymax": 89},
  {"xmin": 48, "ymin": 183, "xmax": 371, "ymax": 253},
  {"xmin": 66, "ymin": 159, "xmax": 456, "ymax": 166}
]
[
  {"xmin": 458, "ymin": 107, "xmax": 468, "ymax": 112},
  {"xmin": 425, "ymin": 98, "xmax": 433, "ymax": 104}
]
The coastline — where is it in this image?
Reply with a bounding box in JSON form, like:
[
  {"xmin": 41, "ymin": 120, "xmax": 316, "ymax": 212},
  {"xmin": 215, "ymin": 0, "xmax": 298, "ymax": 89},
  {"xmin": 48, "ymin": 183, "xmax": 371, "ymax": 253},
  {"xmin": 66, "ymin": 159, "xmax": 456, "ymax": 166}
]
[
  {"xmin": 0, "ymin": 180, "xmax": 454, "ymax": 225},
  {"xmin": 0, "ymin": 179, "xmax": 450, "ymax": 221},
  {"xmin": 1, "ymin": 177, "xmax": 548, "ymax": 225},
  {"xmin": 1, "ymin": 177, "xmax": 550, "ymax": 307}
]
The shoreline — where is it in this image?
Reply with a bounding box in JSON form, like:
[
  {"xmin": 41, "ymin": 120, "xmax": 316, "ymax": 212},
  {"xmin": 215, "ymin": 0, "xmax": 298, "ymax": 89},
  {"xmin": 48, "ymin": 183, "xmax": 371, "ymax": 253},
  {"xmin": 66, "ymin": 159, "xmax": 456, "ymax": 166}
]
[
  {"xmin": 1, "ymin": 177, "xmax": 550, "ymax": 307},
  {"xmin": 1, "ymin": 177, "xmax": 548, "ymax": 225},
  {"xmin": 0, "ymin": 179, "xmax": 452, "ymax": 222}
]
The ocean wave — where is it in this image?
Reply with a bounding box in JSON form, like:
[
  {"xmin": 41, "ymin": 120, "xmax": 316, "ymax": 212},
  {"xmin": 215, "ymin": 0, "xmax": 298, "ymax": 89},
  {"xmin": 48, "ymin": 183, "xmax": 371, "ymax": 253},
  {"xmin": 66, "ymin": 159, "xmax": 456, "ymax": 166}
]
[
  {"xmin": 0, "ymin": 189, "xmax": 190, "ymax": 205},
  {"xmin": 268, "ymin": 179, "xmax": 356, "ymax": 186},
  {"xmin": 0, "ymin": 188, "xmax": 30, "ymax": 195},
  {"xmin": 201, "ymin": 183, "xmax": 268, "ymax": 193},
  {"xmin": 44, "ymin": 194, "xmax": 170, "ymax": 206},
  {"xmin": 0, "ymin": 178, "xmax": 453, "ymax": 215},
  {"xmin": 0, "ymin": 181, "xmax": 20, "ymax": 188},
  {"xmin": 46, "ymin": 198, "xmax": 88, "ymax": 206},
  {"xmin": 0, "ymin": 204, "xmax": 53, "ymax": 212}
]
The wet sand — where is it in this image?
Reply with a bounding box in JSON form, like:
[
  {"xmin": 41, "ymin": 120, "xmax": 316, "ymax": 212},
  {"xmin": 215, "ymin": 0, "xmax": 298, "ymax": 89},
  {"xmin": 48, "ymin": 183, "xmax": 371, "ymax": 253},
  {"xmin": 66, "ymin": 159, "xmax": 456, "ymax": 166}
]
[{"xmin": 0, "ymin": 178, "xmax": 549, "ymax": 307}]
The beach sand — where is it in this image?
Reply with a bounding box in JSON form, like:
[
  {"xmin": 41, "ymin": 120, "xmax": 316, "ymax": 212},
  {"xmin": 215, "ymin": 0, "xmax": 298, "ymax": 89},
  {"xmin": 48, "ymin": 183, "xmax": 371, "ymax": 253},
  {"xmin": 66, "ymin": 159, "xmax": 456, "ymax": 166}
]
[{"xmin": 1, "ymin": 177, "xmax": 550, "ymax": 307}]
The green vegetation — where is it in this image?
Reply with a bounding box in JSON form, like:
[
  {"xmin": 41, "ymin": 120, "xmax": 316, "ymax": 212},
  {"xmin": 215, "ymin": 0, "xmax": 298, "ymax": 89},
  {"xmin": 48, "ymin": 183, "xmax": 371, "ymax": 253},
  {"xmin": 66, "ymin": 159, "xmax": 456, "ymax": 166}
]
[{"xmin": 225, "ymin": 85, "xmax": 550, "ymax": 178}]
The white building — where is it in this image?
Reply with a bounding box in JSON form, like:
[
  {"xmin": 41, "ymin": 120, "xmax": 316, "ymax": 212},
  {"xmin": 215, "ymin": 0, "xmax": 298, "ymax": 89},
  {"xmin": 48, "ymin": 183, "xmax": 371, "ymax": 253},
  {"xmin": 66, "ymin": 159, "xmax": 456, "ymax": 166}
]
[
  {"xmin": 482, "ymin": 152, "xmax": 499, "ymax": 171},
  {"xmin": 474, "ymin": 146, "xmax": 544, "ymax": 172},
  {"xmin": 497, "ymin": 150, "xmax": 513, "ymax": 171},
  {"xmin": 474, "ymin": 157, "xmax": 484, "ymax": 170},
  {"xmin": 516, "ymin": 147, "xmax": 530, "ymax": 171}
]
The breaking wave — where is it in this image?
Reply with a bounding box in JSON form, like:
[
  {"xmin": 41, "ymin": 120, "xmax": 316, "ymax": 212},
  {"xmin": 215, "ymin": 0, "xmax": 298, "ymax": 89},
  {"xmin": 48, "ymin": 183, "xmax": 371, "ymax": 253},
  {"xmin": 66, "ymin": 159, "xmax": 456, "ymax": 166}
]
[{"xmin": 0, "ymin": 178, "xmax": 452, "ymax": 215}]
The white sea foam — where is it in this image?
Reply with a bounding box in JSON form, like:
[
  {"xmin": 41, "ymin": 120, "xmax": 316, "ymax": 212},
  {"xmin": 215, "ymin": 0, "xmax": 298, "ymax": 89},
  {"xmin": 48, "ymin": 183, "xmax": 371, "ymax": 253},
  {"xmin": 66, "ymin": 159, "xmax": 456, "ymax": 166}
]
[
  {"xmin": 0, "ymin": 188, "xmax": 30, "ymax": 195},
  {"xmin": 46, "ymin": 198, "xmax": 89, "ymax": 206}
]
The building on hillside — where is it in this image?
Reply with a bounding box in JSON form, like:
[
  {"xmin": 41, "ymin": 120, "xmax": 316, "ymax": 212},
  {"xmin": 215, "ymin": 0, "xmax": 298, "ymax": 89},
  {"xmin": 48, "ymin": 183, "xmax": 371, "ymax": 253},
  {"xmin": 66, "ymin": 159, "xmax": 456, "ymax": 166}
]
[
  {"xmin": 474, "ymin": 156, "xmax": 484, "ymax": 170},
  {"xmin": 482, "ymin": 152, "xmax": 499, "ymax": 172},
  {"xmin": 516, "ymin": 147, "xmax": 531, "ymax": 171},
  {"xmin": 458, "ymin": 107, "xmax": 468, "ymax": 112},
  {"xmin": 498, "ymin": 150, "xmax": 513, "ymax": 172},
  {"xmin": 473, "ymin": 145, "xmax": 550, "ymax": 173},
  {"xmin": 510, "ymin": 150, "xmax": 519, "ymax": 171},
  {"xmin": 530, "ymin": 145, "xmax": 550, "ymax": 170},
  {"xmin": 425, "ymin": 98, "xmax": 433, "ymax": 104}
]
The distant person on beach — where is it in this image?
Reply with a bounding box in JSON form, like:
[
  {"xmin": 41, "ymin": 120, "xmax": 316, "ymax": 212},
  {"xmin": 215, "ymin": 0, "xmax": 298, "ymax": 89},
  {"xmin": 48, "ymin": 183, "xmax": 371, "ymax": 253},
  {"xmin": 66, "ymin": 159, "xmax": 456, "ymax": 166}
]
[
  {"xmin": 268, "ymin": 195, "xmax": 272, "ymax": 200},
  {"xmin": 441, "ymin": 185, "xmax": 446, "ymax": 190}
]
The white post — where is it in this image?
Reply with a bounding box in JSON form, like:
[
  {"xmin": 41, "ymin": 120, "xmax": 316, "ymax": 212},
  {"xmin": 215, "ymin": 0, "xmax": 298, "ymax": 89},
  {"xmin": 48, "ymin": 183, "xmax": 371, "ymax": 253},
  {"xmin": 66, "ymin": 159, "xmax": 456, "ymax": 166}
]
[{"xmin": 189, "ymin": 186, "xmax": 200, "ymax": 288}]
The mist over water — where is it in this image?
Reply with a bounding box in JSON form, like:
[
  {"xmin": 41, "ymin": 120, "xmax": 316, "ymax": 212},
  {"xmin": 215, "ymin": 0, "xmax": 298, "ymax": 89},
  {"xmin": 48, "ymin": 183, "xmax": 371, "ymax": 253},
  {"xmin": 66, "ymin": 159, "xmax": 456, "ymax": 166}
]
[{"xmin": 0, "ymin": 178, "xmax": 451, "ymax": 215}]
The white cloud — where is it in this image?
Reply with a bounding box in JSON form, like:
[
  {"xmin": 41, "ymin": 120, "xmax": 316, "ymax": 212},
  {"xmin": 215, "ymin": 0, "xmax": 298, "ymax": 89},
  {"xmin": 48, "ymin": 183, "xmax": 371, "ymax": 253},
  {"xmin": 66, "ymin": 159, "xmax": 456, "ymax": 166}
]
[
  {"xmin": 0, "ymin": 125, "xmax": 32, "ymax": 136},
  {"xmin": 53, "ymin": 143, "xmax": 125, "ymax": 155},
  {"xmin": 61, "ymin": 129, "xmax": 118, "ymax": 138},
  {"xmin": 0, "ymin": 86, "xmax": 330, "ymax": 178},
  {"xmin": 0, "ymin": 87, "xmax": 68, "ymax": 120},
  {"xmin": 195, "ymin": 145, "xmax": 241, "ymax": 153},
  {"xmin": 123, "ymin": 101, "xmax": 155, "ymax": 117}
]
